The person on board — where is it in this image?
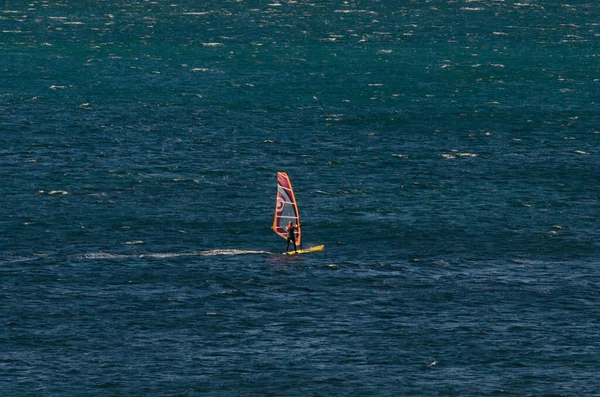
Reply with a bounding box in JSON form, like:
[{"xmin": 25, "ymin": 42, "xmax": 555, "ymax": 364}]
[{"xmin": 286, "ymin": 221, "xmax": 298, "ymax": 253}]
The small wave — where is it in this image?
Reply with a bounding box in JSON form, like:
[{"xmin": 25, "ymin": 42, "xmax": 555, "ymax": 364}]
[
  {"xmin": 2, "ymin": 255, "xmax": 41, "ymax": 263},
  {"xmin": 512, "ymin": 259, "xmax": 533, "ymax": 264}
]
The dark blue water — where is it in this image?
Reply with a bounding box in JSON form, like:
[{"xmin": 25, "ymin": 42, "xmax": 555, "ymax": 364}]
[{"xmin": 2, "ymin": 1, "xmax": 600, "ymax": 395}]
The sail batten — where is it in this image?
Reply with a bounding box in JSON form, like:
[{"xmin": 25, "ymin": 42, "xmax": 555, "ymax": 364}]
[{"xmin": 272, "ymin": 172, "xmax": 302, "ymax": 247}]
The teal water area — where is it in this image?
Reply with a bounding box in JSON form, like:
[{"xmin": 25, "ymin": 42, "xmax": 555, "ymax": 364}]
[{"xmin": 2, "ymin": 1, "xmax": 600, "ymax": 395}]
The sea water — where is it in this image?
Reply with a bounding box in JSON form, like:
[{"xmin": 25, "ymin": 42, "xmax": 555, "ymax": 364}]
[{"xmin": 2, "ymin": 1, "xmax": 600, "ymax": 395}]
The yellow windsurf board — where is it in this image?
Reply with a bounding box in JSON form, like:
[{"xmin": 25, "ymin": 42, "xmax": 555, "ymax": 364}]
[{"xmin": 283, "ymin": 244, "xmax": 325, "ymax": 255}]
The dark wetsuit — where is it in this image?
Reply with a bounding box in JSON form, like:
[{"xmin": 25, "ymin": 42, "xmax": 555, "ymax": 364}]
[{"xmin": 286, "ymin": 225, "xmax": 297, "ymax": 252}]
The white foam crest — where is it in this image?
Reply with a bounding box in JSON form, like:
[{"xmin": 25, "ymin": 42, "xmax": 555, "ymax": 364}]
[
  {"xmin": 190, "ymin": 68, "xmax": 220, "ymax": 73},
  {"xmin": 515, "ymin": 3, "xmax": 543, "ymax": 8},
  {"xmin": 38, "ymin": 190, "xmax": 69, "ymax": 195},
  {"xmin": 81, "ymin": 249, "xmax": 270, "ymax": 260},
  {"xmin": 82, "ymin": 252, "xmax": 130, "ymax": 259},
  {"xmin": 439, "ymin": 150, "xmax": 478, "ymax": 159},
  {"xmin": 182, "ymin": 12, "xmax": 211, "ymax": 16},
  {"xmin": 200, "ymin": 249, "xmax": 270, "ymax": 256},
  {"xmin": 333, "ymin": 10, "xmax": 377, "ymax": 15},
  {"xmin": 140, "ymin": 252, "xmax": 196, "ymax": 258}
]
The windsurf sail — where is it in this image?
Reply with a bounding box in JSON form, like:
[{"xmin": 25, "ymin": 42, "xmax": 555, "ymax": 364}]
[{"xmin": 272, "ymin": 172, "xmax": 302, "ymax": 247}]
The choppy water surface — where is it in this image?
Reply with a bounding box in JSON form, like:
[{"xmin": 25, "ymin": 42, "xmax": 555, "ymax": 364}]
[{"xmin": 2, "ymin": 1, "xmax": 600, "ymax": 395}]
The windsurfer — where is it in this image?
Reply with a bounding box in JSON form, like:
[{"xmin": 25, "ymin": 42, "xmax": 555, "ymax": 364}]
[{"xmin": 286, "ymin": 221, "xmax": 298, "ymax": 253}]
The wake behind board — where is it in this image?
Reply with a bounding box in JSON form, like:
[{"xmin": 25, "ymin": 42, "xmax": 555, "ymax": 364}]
[{"xmin": 283, "ymin": 244, "xmax": 325, "ymax": 256}]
